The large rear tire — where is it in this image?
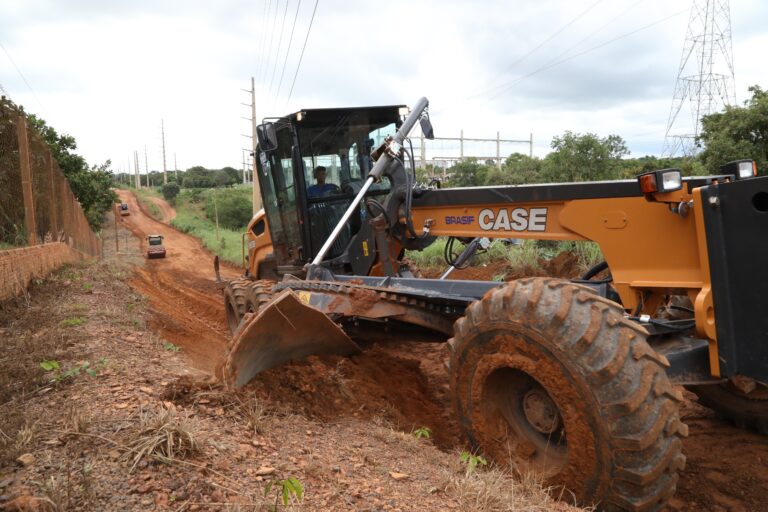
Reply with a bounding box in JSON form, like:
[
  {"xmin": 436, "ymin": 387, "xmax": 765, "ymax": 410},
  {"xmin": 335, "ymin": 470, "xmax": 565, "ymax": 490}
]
[
  {"xmin": 448, "ymin": 278, "xmax": 687, "ymax": 511},
  {"xmin": 688, "ymin": 382, "xmax": 768, "ymax": 434}
]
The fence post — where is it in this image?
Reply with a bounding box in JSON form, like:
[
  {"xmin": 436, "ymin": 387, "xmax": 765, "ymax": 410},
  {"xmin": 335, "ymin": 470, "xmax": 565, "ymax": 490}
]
[
  {"xmin": 46, "ymin": 151, "xmax": 59, "ymax": 238},
  {"xmin": 17, "ymin": 115, "xmax": 37, "ymax": 245}
]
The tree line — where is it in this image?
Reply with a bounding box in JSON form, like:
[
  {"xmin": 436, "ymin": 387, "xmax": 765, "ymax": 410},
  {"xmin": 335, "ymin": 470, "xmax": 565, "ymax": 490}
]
[{"xmin": 426, "ymin": 85, "xmax": 768, "ymax": 187}]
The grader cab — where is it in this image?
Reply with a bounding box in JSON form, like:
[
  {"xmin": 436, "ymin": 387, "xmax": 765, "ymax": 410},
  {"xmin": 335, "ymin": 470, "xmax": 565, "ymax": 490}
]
[{"xmin": 218, "ymin": 98, "xmax": 768, "ymax": 510}]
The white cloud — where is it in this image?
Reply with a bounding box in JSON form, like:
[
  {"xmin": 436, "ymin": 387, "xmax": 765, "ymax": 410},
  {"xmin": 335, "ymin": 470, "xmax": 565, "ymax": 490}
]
[{"xmin": 1, "ymin": 0, "xmax": 765, "ymax": 172}]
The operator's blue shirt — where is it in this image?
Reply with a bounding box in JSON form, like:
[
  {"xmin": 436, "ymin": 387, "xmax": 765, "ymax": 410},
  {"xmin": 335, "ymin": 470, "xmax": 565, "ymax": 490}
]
[{"xmin": 307, "ymin": 183, "xmax": 338, "ymax": 198}]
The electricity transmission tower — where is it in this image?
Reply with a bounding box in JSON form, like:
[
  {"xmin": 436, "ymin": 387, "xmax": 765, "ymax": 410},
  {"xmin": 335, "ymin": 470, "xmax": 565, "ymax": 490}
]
[{"xmin": 662, "ymin": 0, "xmax": 736, "ymax": 157}]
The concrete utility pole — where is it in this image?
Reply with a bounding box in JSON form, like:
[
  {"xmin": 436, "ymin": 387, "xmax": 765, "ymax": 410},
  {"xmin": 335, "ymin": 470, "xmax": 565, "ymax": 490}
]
[
  {"xmin": 161, "ymin": 119, "xmax": 168, "ymax": 185},
  {"xmin": 133, "ymin": 152, "xmax": 140, "ymax": 188},
  {"xmin": 144, "ymin": 145, "xmax": 149, "ymax": 186},
  {"xmin": 241, "ymin": 76, "xmax": 262, "ymax": 213},
  {"xmin": 174, "ymin": 153, "xmax": 179, "ymax": 182}
]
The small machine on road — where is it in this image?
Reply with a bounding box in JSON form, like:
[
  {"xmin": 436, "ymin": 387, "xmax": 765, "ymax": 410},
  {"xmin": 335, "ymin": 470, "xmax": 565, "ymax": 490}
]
[{"xmin": 146, "ymin": 234, "xmax": 166, "ymax": 259}]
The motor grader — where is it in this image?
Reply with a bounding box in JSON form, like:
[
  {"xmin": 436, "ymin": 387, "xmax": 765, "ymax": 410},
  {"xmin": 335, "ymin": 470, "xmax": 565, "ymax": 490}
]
[{"xmin": 217, "ymin": 97, "xmax": 768, "ymax": 511}]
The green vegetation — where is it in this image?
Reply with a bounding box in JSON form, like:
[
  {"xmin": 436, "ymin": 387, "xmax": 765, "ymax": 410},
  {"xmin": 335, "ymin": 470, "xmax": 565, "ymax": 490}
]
[
  {"xmin": 40, "ymin": 358, "xmax": 107, "ymax": 382},
  {"xmin": 134, "ymin": 188, "xmax": 164, "ymax": 221},
  {"xmin": 171, "ymin": 187, "xmax": 251, "ymax": 265},
  {"xmin": 413, "ymin": 426, "xmax": 432, "ymax": 439},
  {"xmin": 161, "ymin": 182, "xmax": 180, "ymax": 201},
  {"xmin": 699, "ymin": 85, "xmax": 768, "ymax": 175},
  {"xmin": 459, "ymin": 451, "xmax": 487, "ymax": 475},
  {"xmin": 203, "ymin": 187, "xmax": 253, "ymax": 230},
  {"xmin": 60, "ymin": 316, "xmax": 86, "ymax": 327},
  {"xmin": 27, "ymin": 114, "xmax": 117, "ymax": 230},
  {"xmin": 264, "ymin": 477, "xmax": 304, "ymax": 508},
  {"xmin": 405, "ymin": 237, "xmax": 603, "ymax": 275},
  {"xmin": 163, "ymin": 342, "xmax": 181, "ymax": 352}
]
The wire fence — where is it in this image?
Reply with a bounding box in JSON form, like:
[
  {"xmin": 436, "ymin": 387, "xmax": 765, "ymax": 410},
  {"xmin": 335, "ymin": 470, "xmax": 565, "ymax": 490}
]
[{"xmin": 0, "ymin": 96, "xmax": 101, "ymax": 256}]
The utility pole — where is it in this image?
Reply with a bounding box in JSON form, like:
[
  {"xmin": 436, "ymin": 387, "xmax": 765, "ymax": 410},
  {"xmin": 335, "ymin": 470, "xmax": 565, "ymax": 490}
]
[
  {"xmin": 161, "ymin": 119, "xmax": 168, "ymax": 185},
  {"xmin": 174, "ymin": 153, "xmax": 179, "ymax": 182},
  {"xmin": 144, "ymin": 145, "xmax": 150, "ymax": 187},
  {"xmin": 134, "ymin": 151, "xmax": 140, "ymax": 188},
  {"xmin": 242, "ymin": 76, "xmax": 262, "ymax": 213},
  {"xmin": 242, "ymin": 150, "xmax": 248, "ymax": 184}
]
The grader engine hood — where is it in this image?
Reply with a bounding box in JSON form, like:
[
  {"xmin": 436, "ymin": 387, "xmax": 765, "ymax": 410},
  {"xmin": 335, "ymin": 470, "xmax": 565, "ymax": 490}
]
[{"xmin": 222, "ymin": 290, "xmax": 361, "ymax": 388}]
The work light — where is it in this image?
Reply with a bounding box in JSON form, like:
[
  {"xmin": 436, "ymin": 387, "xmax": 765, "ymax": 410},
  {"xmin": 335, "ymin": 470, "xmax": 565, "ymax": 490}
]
[
  {"xmin": 719, "ymin": 159, "xmax": 757, "ymax": 179},
  {"xmin": 638, "ymin": 169, "xmax": 683, "ymax": 195}
]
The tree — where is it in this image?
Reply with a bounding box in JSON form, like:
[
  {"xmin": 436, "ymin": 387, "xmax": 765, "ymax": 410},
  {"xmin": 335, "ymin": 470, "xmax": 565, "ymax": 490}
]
[
  {"xmin": 542, "ymin": 132, "xmax": 629, "ymax": 183},
  {"xmin": 27, "ymin": 115, "xmax": 116, "ymax": 230},
  {"xmin": 446, "ymin": 158, "xmax": 491, "ymax": 187},
  {"xmin": 162, "ymin": 182, "xmax": 180, "ymax": 201},
  {"xmin": 698, "ymin": 85, "xmax": 768, "ymax": 176},
  {"xmin": 485, "ymin": 153, "xmax": 544, "ymax": 185}
]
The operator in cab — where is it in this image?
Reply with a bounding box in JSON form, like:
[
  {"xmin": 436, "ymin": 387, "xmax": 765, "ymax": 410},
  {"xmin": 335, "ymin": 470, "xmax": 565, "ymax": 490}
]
[{"xmin": 307, "ymin": 166, "xmax": 340, "ymax": 198}]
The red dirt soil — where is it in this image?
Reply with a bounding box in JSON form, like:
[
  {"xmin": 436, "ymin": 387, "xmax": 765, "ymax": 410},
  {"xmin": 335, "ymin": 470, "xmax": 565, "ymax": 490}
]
[{"xmin": 118, "ymin": 190, "xmax": 768, "ymax": 511}]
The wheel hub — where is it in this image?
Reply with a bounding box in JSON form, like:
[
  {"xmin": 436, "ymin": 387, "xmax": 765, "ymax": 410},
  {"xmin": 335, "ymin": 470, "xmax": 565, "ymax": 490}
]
[{"xmin": 523, "ymin": 387, "xmax": 562, "ymax": 435}]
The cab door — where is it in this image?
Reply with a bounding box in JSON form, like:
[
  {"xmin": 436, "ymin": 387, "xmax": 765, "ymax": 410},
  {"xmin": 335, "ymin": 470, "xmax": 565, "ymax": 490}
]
[{"xmin": 255, "ymin": 123, "xmax": 305, "ymax": 266}]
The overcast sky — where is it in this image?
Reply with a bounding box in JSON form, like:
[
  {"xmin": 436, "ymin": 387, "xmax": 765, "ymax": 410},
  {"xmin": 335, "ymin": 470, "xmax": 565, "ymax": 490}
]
[{"xmin": 1, "ymin": 0, "xmax": 766, "ymax": 173}]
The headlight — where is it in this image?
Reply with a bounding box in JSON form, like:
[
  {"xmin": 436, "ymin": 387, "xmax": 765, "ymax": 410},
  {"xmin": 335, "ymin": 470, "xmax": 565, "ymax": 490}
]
[
  {"xmin": 719, "ymin": 159, "xmax": 757, "ymax": 179},
  {"xmin": 660, "ymin": 170, "xmax": 682, "ymax": 191},
  {"xmin": 638, "ymin": 168, "xmax": 683, "ymax": 195}
]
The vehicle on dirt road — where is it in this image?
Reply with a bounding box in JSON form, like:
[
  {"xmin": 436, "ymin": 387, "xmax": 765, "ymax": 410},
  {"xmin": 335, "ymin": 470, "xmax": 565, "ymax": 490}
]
[
  {"xmin": 119, "ymin": 202, "xmax": 130, "ymax": 216},
  {"xmin": 217, "ymin": 97, "xmax": 768, "ymax": 510},
  {"xmin": 146, "ymin": 234, "xmax": 166, "ymax": 259}
]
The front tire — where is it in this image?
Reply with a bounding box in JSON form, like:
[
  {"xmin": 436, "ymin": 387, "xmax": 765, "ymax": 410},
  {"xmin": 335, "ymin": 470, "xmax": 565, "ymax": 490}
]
[
  {"xmin": 688, "ymin": 381, "xmax": 768, "ymax": 434},
  {"xmin": 223, "ymin": 278, "xmax": 249, "ymax": 335},
  {"xmin": 448, "ymin": 278, "xmax": 687, "ymax": 511}
]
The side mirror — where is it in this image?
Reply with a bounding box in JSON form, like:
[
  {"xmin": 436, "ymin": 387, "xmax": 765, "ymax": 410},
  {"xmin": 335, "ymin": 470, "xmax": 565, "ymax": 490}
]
[
  {"xmin": 256, "ymin": 123, "xmax": 278, "ymax": 152},
  {"xmin": 420, "ymin": 115, "xmax": 435, "ymax": 140}
]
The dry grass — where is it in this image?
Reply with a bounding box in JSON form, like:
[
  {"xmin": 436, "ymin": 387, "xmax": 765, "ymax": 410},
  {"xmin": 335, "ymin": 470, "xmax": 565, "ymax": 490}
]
[
  {"xmin": 443, "ymin": 462, "xmax": 575, "ymax": 512},
  {"xmin": 121, "ymin": 406, "xmax": 206, "ymax": 472},
  {"xmin": 234, "ymin": 394, "xmax": 271, "ymax": 435},
  {"xmin": 0, "ymin": 419, "xmax": 38, "ymax": 464}
]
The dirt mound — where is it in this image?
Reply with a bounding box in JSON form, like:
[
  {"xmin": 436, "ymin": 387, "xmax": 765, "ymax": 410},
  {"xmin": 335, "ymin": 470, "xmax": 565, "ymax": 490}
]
[{"xmin": 244, "ymin": 342, "xmax": 458, "ymax": 449}]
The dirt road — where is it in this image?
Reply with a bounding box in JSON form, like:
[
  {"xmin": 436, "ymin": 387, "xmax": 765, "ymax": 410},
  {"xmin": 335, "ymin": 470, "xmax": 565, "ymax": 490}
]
[
  {"xmin": 116, "ymin": 190, "xmax": 768, "ymax": 511},
  {"xmin": 116, "ymin": 190, "xmax": 238, "ymax": 372}
]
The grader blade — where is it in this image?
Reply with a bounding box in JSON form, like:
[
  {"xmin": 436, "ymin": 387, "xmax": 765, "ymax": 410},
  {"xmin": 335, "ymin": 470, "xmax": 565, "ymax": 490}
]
[{"xmin": 223, "ymin": 289, "xmax": 361, "ymax": 388}]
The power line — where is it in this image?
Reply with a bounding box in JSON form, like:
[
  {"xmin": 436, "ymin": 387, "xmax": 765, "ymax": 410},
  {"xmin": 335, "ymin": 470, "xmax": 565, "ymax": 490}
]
[
  {"xmin": 0, "ymin": 41, "xmax": 43, "ymax": 111},
  {"xmin": 276, "ymin": 0, "xmax": 303, "ymax": 100},
  {"xmin": 479, "ymin": 0, "xmax": 645, "ymax": 99},
  {"xmin": 255, "ymin": 0, "xmax": 273, "ymax": 84},
  {"xmin": 486, "ymin": 8, "xmax": 687, "ymax": 100},
  {"xmin": 286, "ymin": 0, "xmax": 319, "ymax": 104},
  {"xmin": 261, "ymin": 0, "xmax": 282, "ymax": 85},
  {"xmin": 482, "ymin": 0, "xmax": 604, "ymax": 92},
  {"xmin": 269, "ymin": 0, "xmax": 291, "ymax": 96}
]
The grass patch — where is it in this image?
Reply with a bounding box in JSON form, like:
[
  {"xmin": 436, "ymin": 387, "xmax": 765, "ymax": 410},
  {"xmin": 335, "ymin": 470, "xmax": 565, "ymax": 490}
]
[
  {"xmin": 171, "ymin": 189, "xmax": 248, "ymax": 265},
  {"xmin": 60, "ymin": 316, "xmax": 86, "ymax": 327},
  {"xmin": 134, "ymin": 188, "xmax": 163, "ymax": 221}
]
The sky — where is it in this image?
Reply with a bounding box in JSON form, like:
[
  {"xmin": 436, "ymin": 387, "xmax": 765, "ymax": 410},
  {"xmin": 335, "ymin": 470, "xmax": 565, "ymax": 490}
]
[{"xmin": 1, "ymin": 0, "xmax": 766, "ymax": 173}]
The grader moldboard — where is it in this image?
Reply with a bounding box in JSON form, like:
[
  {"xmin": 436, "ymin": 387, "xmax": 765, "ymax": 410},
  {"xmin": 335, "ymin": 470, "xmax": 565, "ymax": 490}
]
[{"xmin": 217, "ymin": 97, "xmax": 768, "ymax": 511}]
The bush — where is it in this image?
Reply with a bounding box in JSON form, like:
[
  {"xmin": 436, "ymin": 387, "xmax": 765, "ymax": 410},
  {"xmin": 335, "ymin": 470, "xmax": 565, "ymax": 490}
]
[
  {"xmin": 162, "ymin": 182, "xmax": 180, "ymax": 200},
  {"xmin": 204, "ymin": 191, "xmax": 252, "ymax": 230}
]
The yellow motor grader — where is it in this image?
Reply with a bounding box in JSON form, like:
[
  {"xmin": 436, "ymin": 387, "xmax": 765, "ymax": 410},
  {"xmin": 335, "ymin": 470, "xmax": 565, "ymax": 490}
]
[{"xmin": 216, "ymin": 97, "xmax": 768, "ymax": 511}]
